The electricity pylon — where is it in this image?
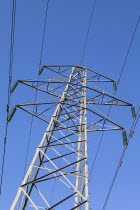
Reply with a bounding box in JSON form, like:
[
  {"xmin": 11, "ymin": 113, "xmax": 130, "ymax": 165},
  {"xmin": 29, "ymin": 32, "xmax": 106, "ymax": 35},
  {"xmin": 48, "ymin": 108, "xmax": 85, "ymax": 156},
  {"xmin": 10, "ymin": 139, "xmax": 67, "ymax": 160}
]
[{"xmin": 10, "ymin": 65, "xmax": 133, "ymax": 210}]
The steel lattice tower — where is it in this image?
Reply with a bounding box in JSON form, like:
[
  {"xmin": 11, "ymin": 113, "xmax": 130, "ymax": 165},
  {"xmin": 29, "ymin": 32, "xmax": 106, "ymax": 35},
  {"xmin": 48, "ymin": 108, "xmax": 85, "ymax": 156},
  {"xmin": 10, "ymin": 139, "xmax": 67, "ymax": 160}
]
[{"xmin": 10, "ymin": 66, "xmax": 133, "ymax": 210}]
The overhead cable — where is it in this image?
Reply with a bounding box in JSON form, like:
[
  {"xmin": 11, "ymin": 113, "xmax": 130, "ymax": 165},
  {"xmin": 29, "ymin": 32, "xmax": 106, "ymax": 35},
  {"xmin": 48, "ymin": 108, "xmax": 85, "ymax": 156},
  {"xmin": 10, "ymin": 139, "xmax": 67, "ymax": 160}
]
[
  {"xmin": 117, "ymin": 16, "xmax": 140, "ymax": 86},
  {"xmin": 102, "ymin": 108, "xmax": 140, "ymax": 210},
  {"xmin": 80, "ymin": 0, "xmax": 97, "ymax": 65},
  {"xmin": 0, "ymin": 0, "xmax": 17, "ymax": 195},
  {"xmin": 22, "ymin": 0, "xmax": 50, "ymax": 177},
  {"xmin": 89, "ymin": 15, "xmax": 140, "ymax": 183}
]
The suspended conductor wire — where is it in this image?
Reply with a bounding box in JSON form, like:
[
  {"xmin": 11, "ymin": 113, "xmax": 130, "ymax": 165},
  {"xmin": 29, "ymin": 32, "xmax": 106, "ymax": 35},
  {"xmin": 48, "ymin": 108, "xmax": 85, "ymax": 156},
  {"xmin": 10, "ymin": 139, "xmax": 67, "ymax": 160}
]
[
  {"xmin": 38, "ymin": 0, "xmax": 50, "ymax": 70},
  {"xmin": 18, "ymin": 1, "xmax": 50, "ymax": 207},
  {"xmin": 117, "ymin": 16, "xmax": 140, "ymax": 86},
  {"xmin": 89, "ymin": 15, "xmax": 140, "ymax": 183},
  {"xmin": 23, "ymin": 0, "xmax": 50, "ymax": 176},
  {"xmin": 80, "ymin": 0, "xmax": 97, "ymax": 65},
  {"xmin": 102, "ymin": 108, "xmax": 140, "ymax": 210},
  {"xmin": 0, "ymin": 0, "xmax": 17, "ymax": 195}
]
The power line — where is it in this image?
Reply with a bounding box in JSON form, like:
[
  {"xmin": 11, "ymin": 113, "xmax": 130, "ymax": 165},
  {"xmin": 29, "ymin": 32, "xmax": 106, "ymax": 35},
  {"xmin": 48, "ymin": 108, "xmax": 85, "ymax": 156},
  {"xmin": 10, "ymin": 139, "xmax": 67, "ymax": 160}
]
[
  {"xmin": 22, "ymin": 0, "xmax": 50, "ymax": 177},
  {"xmin": 80, "ymin": 0, "xmax": 97, "ymax": 65},
  {"xmin": 89, "ymin": 15, "xmax": 140, "ymax": 182},
  {"xmin": 38, "ymin": 0, "xmax": 50, "ymax": 70},
  {"xmin": 102, "ymin": 108, "xmax": 140, "ymax": 210},
  {"xmin": 0, "ymin": 0, "xmax": 17, "ymax": 195},
  {"xmin": 17, "ymin": 2, "xmax": 50, "ymax": 207},
  {"xmin": 117, "ymin": 16, "xmax": 140, "ymax": 86}
]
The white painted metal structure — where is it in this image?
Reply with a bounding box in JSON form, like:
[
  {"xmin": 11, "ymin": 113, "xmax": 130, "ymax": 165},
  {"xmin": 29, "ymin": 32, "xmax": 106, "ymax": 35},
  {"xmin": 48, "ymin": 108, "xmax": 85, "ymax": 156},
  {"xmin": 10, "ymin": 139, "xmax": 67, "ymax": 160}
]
[{"xmin": 10, "ymin": 66, "xmax": 132, "ymax": 209}]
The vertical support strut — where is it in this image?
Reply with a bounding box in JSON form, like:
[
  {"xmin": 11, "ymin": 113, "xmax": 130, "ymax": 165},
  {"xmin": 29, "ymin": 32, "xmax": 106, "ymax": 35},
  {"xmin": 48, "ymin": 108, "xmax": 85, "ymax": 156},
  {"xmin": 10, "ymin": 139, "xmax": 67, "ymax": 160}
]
[
  {"xmin": 75, "ymin": 68, "xmax": 89, "ymax": 209},
  {"xmin": 83, "ymin": 70, "xmax": 89, "ymax": 210}
]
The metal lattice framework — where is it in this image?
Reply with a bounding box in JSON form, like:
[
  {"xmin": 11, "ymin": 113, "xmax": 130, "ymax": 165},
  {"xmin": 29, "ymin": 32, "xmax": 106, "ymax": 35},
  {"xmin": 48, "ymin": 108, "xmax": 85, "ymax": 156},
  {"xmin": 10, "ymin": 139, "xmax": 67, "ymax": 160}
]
[{"xmin": 10, "ymin": 66, "xmax": 132, "ymax": 210}]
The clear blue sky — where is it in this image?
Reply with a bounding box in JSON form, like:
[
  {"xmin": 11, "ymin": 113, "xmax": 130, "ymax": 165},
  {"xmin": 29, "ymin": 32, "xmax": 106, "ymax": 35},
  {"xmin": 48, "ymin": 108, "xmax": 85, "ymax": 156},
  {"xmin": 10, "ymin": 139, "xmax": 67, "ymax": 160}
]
[{"xmin": 0, "ymin": 0, "xmax": 140, "ymax": 209}]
